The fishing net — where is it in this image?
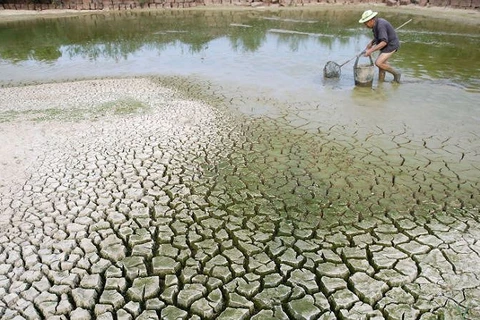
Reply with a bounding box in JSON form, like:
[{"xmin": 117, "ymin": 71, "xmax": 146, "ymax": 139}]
[{"xmin": 323, "ymin": 61, "xmax": 341, "ymax": 78}]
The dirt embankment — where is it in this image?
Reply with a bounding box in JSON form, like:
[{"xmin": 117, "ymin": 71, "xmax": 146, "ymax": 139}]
[
  {"xmin": 0, "ymin": 4, "xmax": 479, "ymax": 26},
  {"xmin": 1, "ymin": 0, "xmax": 479, "ymax": 9}
]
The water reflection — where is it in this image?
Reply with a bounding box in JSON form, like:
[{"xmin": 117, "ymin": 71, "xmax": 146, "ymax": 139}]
[{"xmin": 1, "ymin": 9, "xmax": 478, "ymax": 90}]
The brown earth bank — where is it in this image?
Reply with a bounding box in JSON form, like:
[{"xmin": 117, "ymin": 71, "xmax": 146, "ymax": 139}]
[
  {"xmin": 1, "ymin": 4, "xmax": 479, "ymax": 31},
  {"xmin": 0, "ymin": 3, "xmax": 479, "ymax": 26},
  {"xmin": 0, "ymin": 0, "xmax": 479, "ymax": 11}
]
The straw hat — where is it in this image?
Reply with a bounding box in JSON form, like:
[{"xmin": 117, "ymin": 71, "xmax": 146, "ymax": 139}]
[{"xmin": 359, "ymin": 10, "xmax": 378, "ymax": 23}]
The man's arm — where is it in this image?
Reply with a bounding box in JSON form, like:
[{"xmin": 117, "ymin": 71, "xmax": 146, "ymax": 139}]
[{"xmin": 365, "ymin": 40, "xmax": 387, "ymax": 56}]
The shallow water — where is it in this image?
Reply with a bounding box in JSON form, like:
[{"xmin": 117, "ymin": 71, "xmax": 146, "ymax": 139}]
[
  {"xmin": 1, "ymin": 9, "xmax": 479, "ymax": 88},
  {"xmin": 1, "ymin": 9, "xmax": 479, "ymax": 128}
]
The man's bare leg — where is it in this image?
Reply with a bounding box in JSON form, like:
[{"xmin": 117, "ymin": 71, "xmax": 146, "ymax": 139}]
[{"xmin": 376, "ymin": 51, "xmax": 401, "ymax": 83}]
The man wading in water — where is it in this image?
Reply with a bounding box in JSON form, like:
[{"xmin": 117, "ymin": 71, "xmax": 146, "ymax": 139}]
[{"xmin": 359, "ymin": 10, "xmax": 401, "ymax": 83}]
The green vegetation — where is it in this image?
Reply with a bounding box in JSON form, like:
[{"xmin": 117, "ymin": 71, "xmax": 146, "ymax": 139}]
[{"xmin": 0, "ymin": 97, "xmax": 150, "ymax": 123}]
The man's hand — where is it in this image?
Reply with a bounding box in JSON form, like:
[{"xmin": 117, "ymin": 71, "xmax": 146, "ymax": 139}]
[{"xmin": 364, "ymin": 41, "xmax": 387, "ymax": 57}]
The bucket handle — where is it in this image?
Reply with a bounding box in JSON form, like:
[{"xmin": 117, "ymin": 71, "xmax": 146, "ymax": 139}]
[{"xmin": 354, "ymin": 53, "xmax": 374, "ymax": 69}]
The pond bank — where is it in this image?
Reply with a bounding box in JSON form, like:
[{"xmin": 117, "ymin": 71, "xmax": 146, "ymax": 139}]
[
  {"xmin": 0, "ymin": 3, "xmax": 479, "ymax": 25},
  {"xmin": 1, "ymin": 0, "xmax": 479, "ymax": 10}
]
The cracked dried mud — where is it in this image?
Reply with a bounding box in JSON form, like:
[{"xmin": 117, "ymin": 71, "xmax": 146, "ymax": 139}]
[{"xmin": 0, "ymin": 72, "xmax": 479, "ymax": 320}]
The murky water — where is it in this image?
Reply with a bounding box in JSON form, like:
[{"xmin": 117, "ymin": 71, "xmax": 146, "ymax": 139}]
[
  {"xmin": 1, "ymin": 9, "xmax": 479, "ymax": 128},
  {"xmin": 1, "ymin": 9, "xmax": 479, "ymax": 87}
]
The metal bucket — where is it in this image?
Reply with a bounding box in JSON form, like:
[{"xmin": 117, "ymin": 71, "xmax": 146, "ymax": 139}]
[{"xmin": 354, "ymin": 55, "xmax": 375, "ymax": 87}]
